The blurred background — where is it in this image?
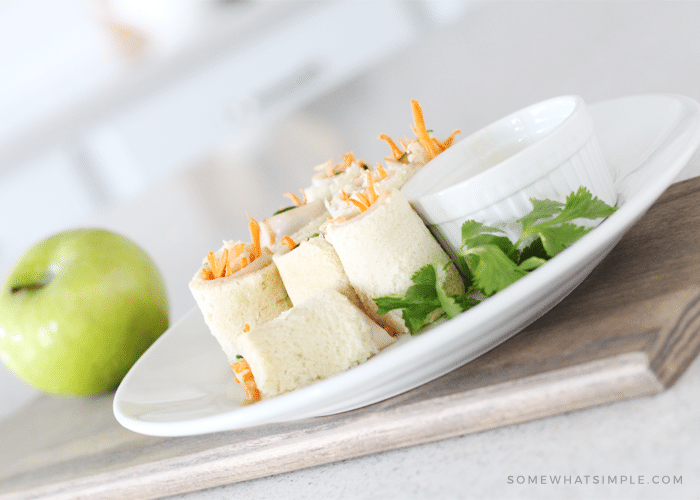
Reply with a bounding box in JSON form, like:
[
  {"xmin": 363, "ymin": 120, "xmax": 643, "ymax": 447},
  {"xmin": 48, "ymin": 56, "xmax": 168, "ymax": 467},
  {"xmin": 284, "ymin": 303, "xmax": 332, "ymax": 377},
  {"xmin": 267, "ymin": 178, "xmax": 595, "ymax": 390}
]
[{"xmin": 2, "ymin": 0, "xmax": 700, "ymax": 419}]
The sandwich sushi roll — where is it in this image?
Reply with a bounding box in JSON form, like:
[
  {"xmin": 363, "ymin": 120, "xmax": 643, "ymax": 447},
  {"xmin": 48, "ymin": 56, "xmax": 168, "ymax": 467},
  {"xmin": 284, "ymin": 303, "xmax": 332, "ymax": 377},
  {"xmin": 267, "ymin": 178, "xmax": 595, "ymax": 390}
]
[
  {"xmin": 302, "ymin": 152, "xmax": 367, "ymax": 204},
  {"xmin": 378, "ymin": 100, "xmax": 461, "ymax": 170},
  {"xmin": 272, "ymin": 234, "xmax": 361, "ymax": 308},
  {"xmin": 232, "ymin": 288, "xmax": 393, "ymax": 399},
  {"xmin": 324, "ymin": 187, "xmax": 463, "ymax": 334},
  {"xmin": 189, "ymin": 217, "xmax": 292, "ymax": 363},
  {"xmin": 259, "ymin": 197, "xmax": 328, "ymax": 249},
  {"xmin": 326, "ymin": 101, "xmax": 460, "ymax": 220}
]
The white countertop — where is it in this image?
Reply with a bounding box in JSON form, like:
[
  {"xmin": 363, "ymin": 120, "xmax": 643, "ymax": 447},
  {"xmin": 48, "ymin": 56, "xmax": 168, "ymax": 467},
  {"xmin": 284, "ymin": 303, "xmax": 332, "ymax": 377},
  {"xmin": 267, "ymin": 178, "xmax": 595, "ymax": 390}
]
[{"xmin": 3, "ymin": 2, "xmax": 700, "ymax": 499}]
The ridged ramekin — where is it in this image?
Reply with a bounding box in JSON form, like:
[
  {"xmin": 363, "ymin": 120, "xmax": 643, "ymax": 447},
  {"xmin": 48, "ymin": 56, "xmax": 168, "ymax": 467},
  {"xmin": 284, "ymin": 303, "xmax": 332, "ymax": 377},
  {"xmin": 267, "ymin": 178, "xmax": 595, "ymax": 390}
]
[{"xmin": 401, "ymin": 95, "xmax": 617, "ymax": 257}]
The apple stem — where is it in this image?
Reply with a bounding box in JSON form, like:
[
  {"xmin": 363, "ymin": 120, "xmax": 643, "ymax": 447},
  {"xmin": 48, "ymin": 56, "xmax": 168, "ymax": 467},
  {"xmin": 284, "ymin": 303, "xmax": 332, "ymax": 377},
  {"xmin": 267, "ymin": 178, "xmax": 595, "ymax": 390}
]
[{"xmin": 10, "ymin": 283, "xmax": 45, "ymax": 294}]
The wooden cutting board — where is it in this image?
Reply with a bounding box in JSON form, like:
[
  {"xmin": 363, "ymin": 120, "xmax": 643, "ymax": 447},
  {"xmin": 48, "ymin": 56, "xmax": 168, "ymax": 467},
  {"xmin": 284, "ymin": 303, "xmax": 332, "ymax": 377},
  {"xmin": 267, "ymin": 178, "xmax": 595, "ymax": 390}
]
[{"xmin": 2, "ymin": 176, "xmax": 700, "ymax": 500}]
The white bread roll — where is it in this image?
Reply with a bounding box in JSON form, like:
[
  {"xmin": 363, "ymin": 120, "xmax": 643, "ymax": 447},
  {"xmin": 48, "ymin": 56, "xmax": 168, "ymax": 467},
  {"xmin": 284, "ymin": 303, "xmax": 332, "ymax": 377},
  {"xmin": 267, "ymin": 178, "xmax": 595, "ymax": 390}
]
[
  {"xmin": 324, "ymin": 188, "xmax": 463, "ymax": 334},
  {"xmin": 259, "ymin": 199, "xmax": 328, "ymax": 249},
  {"xmin": 235, "ymin": 289, "xmax": 382, "ymax": 398},
  {"xmin": 303, "ymin": 162, "xmax": 364, "ymax": 203},
  {"xmin": 272, "ymin": 235, "xmax": 361, "ymax": 308},
  {"xmin": 325, "ymin": 163, "xmax": 422, "ymax": 220},
  {"xmin": 188, "ymin": 244, "xmax": 292, "ymax": 363}
]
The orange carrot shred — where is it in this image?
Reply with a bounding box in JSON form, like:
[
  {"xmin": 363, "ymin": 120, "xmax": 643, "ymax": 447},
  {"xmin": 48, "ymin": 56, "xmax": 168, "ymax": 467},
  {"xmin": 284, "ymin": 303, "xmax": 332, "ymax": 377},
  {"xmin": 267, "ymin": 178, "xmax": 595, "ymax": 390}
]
[
  {"xmin": 378, "ymin": 133, "xmax": 404, "ymax": 160},
  {"xmin": 341, "ymin": 151, "xmax": 355, "ymax": 169},
  {"xmin": 243, "ymin": 323, "xmax": 250, "ymax": 332},
  {"xmin": 206, "ymin": 252, "xmax": 218, "ymax": 276},
  {"xmin": 366, "ymin": 172, "xmax": 377, "ymax": 203},
  {"xmin": 232, "ymin": 242, "xmax": 245, "ymax": 258},
  {"xmin": 356, "ymin": 191, "xmax": 371, "ymax": 207},
  {"xmin": 376, "ymin": 163, "xmax": 387, "ymax": 179},
  {"xmin": 281, "ymin": 235, "xmax": 297, "ymax": 250},
  {"xmin": 440, "ymin": 129, "xmax": 461, "ymax": 150},
  {"xmin": 240, "ymin": 256, "xmax": 248, "ymax": 269},
  {"xmin": 411, "ymin": 100, "xmax": 440, "ymax": 159},
  {"xmin": 242, "ymin": 384, "xmax": 260, "ymax": 400},
  {"xmin": 283, "ymin": 192, "xmax": 303, "ymax": 206},
  {"xmin": 349, "ymin": 198, "xmax": 368, "ymax": 212},
  {"xmin": 248, "ymin": 216, "xmax": 261, "ymax": 258},
  {"xmin": 230, "ymin": 358, "xmax": 261, "ymax": 401},
  {"xmin": 219, "ymin": 249, "xmax": 229, "ymax": 278}
]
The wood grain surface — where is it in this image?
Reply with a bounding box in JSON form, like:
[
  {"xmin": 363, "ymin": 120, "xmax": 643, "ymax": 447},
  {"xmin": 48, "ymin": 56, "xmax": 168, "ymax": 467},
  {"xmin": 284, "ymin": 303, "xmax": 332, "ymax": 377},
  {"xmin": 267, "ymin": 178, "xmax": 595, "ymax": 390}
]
[{"xmin": 2, "ymin": 176, "xmax": 700, "ymax": 500}]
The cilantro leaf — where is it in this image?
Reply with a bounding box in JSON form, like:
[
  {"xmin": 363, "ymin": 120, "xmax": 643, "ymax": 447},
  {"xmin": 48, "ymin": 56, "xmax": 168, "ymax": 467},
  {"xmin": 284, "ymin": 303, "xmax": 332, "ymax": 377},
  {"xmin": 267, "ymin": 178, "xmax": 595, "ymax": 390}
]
[
  {"xmin": 463, "ymin": 244, "xmax": 527, "ymax": 296},
  {"xmin": 533, "ymin": 222, "xmax": 592, "ymax": 257},
  {"xmin": 516, "ymin": 187, "xmax": 617, "ymax": 255},
  {"xmin": 374, "ymin": 263, "xmax": 475, "ymax": 334},
  {"xmin": 555, "ymin": 186, "xmax": 619, "ymax": 222},
  {"xmin": 517, "ymin": 198, "xmax": 564, "ymax": 229},
  {"xmin": 518, "ymin": 236, "xmax": 548, "ymax": 263},
  {"xmin": 461, "ymin": 220, "xmax": 504, "ymax": 247},
  {"xmin": 464, "ymin": 233, "xmax": 520, "ymax": 263},
  {"xmin": 375, "ymin": 188, "xmax": 617, "ymax": 334},
  {"xmin": 375, "ymin": 265, "xmax": 441, "ymax": 334},
  {"xmin": 518, "ymin": 256, "xmax": 547, "ymax": 271}
]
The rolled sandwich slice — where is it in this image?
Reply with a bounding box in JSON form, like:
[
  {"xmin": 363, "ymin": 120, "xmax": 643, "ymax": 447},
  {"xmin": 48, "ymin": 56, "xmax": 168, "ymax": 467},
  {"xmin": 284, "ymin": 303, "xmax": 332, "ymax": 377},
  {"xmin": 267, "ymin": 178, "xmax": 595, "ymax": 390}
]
[
  {"xmin": 272, "ymin": 234, "xmax": 362, "ymax": 309},
  {"xmin": 303, "ymin": 153, "xmax": 366, "ymax": 204},
  {"xmin": 232, "ymin": 288, "xmax": 394, "ymax": 399},
  {"xmin": 324, "ymin": 188, "xmax": 463, "ymax": 334},
  {"xmin": 259, "ymin": 198, "xmax": 328, "ymax": 250},
  {"xmin": 189, "ymin": 221, "xmax": 292, "ymax": 363},
  {"xmin": 325, "ymin": 163, "xmax": 421, "ymax": 220}
]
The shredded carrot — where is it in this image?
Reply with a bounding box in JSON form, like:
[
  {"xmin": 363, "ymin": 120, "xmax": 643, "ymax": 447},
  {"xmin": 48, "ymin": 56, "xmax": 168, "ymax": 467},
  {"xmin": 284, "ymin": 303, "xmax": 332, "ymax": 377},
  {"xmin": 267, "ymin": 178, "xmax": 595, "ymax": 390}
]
[
  {"xmin": 327, "ymin": 215, "xmax": 347, "ymax": 224},
  {"xmin": 243, "ymin": 324, "xmax": 250, "ymax": 333},
  {"xmin": 231, "ymin": 243, "xmax": 245, "ymax": 258},
  {"xmin": 355, "ymin": 191, "xmax": 371, "ymax": 208},
  {"xmin": 349, "ymin": 198, "xmax": 368, "ymax": 212},
  {"xmin": 240, "ymin": 256, "xmax": 248, "ymax": 269},
  {"xmin": 281, "ymin": 235, "xmax": 297, "ymax": 251},
  {"xmin": 341, "ymin": 152, "xmax": 355, "ymax": 169},
  {"xmin": 340, "ymin": 189, "xmax": 350, "ymax": 201},
  {"xmin": 248, "ymin": 216, "xmax": 261, "ymax": 258},
  {"xmin": 230, "ymin": 358, "xmax": 261, "ymax": 401},
  {"xmin": 376, "ymin": 163, "xmax": 387, "ymax": 179},
  {"xmin": 378, "ymin": 133, "xmax": 404, "ymax": 161},
  {"xmin": 411, "ymin": 100, "xmax": 440, "ymax": 159},
  {"xmin": 204, "ymin": 249, "xmax": 230, "ymax": 280},
  {"xmin": 283, "ymin": 189, "xmax": 307, "ymax": 206},
  {"xmin": 206, "ymin": 252, "xmax": 218, "ymax": 277},
  {"xmin": 323, "ymin": 159, "xmax": 335, "ymax": 177},
  {"xmin": 365, "ymin": 172, "xmax": 377, "ymax": 204},
  {"xmin": 283, "ymin": 192, "xmax": 302, "ymax": 206},
  {"xmin": 435, "ymin": 129, "xmax": 461, "ymax": 151},
  {"xmin": 378, "ymin": 100, "xmax": 461, "ymax": 165}
]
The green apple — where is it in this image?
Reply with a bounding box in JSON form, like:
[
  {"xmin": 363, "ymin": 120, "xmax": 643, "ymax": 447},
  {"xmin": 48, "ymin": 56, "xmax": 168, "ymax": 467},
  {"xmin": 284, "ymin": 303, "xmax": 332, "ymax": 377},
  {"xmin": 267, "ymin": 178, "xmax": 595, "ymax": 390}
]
[{"xmin": 0, "ymin": 229, "xmax": 169, "ymax": 395}]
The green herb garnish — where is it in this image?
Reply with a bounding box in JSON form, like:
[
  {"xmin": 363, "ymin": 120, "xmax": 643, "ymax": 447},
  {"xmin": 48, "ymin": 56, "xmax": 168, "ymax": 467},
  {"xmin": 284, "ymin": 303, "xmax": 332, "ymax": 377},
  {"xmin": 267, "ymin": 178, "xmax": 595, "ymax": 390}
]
[
  {"xmin": 374, "ymin": 187, "xmax": 617, "ymax": 334},
  {"xmin": 273, "ymin": 206, "xmax": 297, "ymax": 216}
]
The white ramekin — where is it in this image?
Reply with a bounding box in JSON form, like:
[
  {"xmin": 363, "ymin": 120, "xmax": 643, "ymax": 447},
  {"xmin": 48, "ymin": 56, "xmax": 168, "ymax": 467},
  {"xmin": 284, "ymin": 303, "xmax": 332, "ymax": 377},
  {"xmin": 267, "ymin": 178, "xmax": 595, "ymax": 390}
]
[{"xmin": 400, "ymin": 95, "xmax": 617, "ymax": 257}]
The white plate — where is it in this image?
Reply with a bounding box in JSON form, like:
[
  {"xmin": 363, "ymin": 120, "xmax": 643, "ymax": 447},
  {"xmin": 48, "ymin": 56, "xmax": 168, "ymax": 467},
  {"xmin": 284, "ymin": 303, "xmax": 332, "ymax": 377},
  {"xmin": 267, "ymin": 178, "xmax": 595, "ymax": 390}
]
[{"xmin": 114, "ymin": 94, "xmax": 700, "ymax": 437}]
